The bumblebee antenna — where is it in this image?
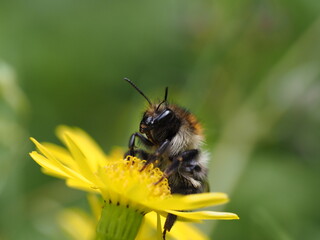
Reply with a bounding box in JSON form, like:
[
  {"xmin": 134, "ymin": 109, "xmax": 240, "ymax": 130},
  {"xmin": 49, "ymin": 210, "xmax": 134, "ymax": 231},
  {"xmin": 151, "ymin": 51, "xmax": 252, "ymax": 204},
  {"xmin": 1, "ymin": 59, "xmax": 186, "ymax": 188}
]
[
  {"xmin": 156, "ymin": 87, "xmax": 169, "ymax": 111},
  {"xmin": 124, "ymin": 78, "xmax": 152, "ymax": 105},
  {"xmin": 164, "ymin": 87, "xmax": 168, "ymax": 101}
]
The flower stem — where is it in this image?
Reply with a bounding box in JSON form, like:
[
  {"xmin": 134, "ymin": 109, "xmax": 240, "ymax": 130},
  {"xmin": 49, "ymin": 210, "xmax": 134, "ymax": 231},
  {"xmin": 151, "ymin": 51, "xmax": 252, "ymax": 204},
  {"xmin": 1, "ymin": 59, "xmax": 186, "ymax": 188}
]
[{"xmin": 96, "ymin": 202, "xmax": 144, "ymax": 240}]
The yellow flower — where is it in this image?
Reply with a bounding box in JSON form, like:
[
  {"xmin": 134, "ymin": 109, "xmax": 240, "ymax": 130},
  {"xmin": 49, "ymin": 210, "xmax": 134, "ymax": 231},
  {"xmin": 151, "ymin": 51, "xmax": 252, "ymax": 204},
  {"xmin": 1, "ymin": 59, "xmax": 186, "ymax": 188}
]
[{"xmin": 30, "ymin": 126, "xmax": 238, "ymax": 240}]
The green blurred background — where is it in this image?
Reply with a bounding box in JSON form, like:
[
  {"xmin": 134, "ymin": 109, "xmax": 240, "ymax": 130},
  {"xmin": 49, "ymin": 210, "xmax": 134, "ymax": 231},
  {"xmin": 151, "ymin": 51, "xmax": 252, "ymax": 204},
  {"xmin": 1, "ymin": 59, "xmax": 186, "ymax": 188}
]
[{"xmin": 1, "ymin": 0, "xmax": 320, "ymax": 239}]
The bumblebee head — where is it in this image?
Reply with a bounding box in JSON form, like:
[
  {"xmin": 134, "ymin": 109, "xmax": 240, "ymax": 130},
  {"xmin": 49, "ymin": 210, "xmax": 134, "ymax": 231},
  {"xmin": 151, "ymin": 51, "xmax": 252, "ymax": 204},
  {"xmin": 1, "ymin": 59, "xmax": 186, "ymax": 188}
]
[
  {"xmin": 124, "ymin": 77, "xmax": 170, "ymax": 132},
  {"xmin": 140, "ymin": 106, "xmax": 175, "ymax": 134},
  {"xmin": 139, "ymin": 85, "xmax": 171, "ymax": 133},
  {"xmin": 140, "ymin": 103, "xmax": 181, "ymax": 143},
  {"xmin": 124, "ymin": 78, "xmax": 180, "ymax": 141}
]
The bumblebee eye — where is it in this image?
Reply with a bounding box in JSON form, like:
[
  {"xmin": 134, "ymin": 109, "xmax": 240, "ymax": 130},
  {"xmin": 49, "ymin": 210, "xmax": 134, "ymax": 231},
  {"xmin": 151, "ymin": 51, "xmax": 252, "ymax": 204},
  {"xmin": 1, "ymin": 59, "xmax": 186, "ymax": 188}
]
[
  {"xmin": 153, "ymin": 109, "xmax": 173, "ymax": 125},
  {"xmin": 141, "ymin": 115, "xmax": 152, "ymax": 125},
  {"xmin": 145, "ymin": 116, "xmax": 153, "ymax": 125}
]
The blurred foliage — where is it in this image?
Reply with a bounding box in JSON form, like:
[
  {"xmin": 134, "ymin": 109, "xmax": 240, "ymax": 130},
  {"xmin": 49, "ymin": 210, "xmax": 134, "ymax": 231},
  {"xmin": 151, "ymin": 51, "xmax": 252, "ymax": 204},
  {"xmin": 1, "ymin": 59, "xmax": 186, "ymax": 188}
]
[{"xmin": 0, "ymin": 0, "xmax": 320, "ymax": 239}]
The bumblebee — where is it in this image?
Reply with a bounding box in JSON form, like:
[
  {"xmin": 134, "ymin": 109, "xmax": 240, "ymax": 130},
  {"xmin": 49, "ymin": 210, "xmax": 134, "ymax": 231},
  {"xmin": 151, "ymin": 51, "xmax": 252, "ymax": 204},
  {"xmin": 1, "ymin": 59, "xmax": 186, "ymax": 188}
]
[{"xmin": 124, "ymin": 78, "xmax": 209, "ymax": 239}]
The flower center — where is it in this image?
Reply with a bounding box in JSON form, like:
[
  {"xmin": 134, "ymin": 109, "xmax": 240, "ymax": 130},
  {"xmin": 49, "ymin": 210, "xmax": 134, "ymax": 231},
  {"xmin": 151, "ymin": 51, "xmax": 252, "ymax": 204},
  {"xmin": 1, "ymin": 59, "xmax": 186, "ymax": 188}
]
[{"xmin": 101, "ymin": 156, "xmax": 171, "ymax": 206}]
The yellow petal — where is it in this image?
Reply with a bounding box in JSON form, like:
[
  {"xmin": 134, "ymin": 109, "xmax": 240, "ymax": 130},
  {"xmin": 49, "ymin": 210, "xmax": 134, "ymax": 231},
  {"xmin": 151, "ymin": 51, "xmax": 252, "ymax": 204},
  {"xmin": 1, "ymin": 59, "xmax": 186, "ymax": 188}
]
[
  {"xmin": 41, "ymin": 167, "xmax": 71, "ymax": 179},
  {"xmin": 42, "ymin": 142, "xmax": 78, "ymax": 170},
  {"xmin": 65, "ymin": 179, "xmax": 97, "ymax": 193},
  {"xmin": 169, "ymin": 220, "xmax": 209, "ymax": 240},
  {"xmin": 137, "ymin": 212, "xmax": 209, "ymax": 240},
  {"xmin": 61, "ymin": 134, "xmax": 96, "ymax": 179},
  {"xmin": 57, "ymin": 209, "xmax": 95, "ymax": 240},
  {"xmin": 87, "ymin": 194, "xmax": 102, "ymax": 221},
  {"xmin": 166, "ymin": 210, "xmax": 239, "ymax": 220},
  {"xmin": 149, "ymin": 192, "xmax": 229, "ymax": 211},
  {"xmin": 56, "ymin": 126, "xmax": 108, "ymax": 168},
  {"xmin": 30, "ymin": 139, "xmax": 83, "ymax": 181},
  {"xmin": 30, "ymin": 151, "xmax": 70, "ymax": 178}
]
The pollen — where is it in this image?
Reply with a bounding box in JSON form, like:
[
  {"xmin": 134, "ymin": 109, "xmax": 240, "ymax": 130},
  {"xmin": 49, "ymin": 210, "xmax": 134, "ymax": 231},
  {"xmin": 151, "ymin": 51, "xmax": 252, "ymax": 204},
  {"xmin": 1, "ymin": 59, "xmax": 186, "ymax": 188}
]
[{"xmin": 101, "ymin": 156, "xmax": 171, "ymax": 206}]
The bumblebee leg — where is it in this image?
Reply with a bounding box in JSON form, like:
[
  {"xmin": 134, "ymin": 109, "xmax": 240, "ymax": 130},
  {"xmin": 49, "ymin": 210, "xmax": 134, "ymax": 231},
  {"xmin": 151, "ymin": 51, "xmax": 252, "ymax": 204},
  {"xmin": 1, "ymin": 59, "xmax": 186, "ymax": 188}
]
[
  {"xmin": 127, "ymin": 132, "xmax": 154, "ymax": 156},
  {"xmin": 160, "ymin": 149, "xmax": 199, "ymax": 238},
  {"xmin": 163, "ymin": 214, "xmax": 177, "ymax": 240},
  {"xmin": 124, "ymin": 149, "xmax": 151, "ymax": 161},
  {"xmin": 140, "ymin": 139, "xmax": 171, "ymax": 171},
  {"xmin": 155, "ymin": 149, "xmax": 199, "ymax": 185}
]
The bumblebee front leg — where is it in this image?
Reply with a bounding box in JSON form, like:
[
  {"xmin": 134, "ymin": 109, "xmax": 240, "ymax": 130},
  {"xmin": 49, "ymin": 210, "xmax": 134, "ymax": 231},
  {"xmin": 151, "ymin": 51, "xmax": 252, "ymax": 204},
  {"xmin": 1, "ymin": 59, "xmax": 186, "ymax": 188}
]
[
  {"xmin": 140, "ymin": 139, "xmax": 171, "ymax": 171},
  {"xmin": 125, "ymin": 132, "xmax": 154, "ymax": 157}
]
